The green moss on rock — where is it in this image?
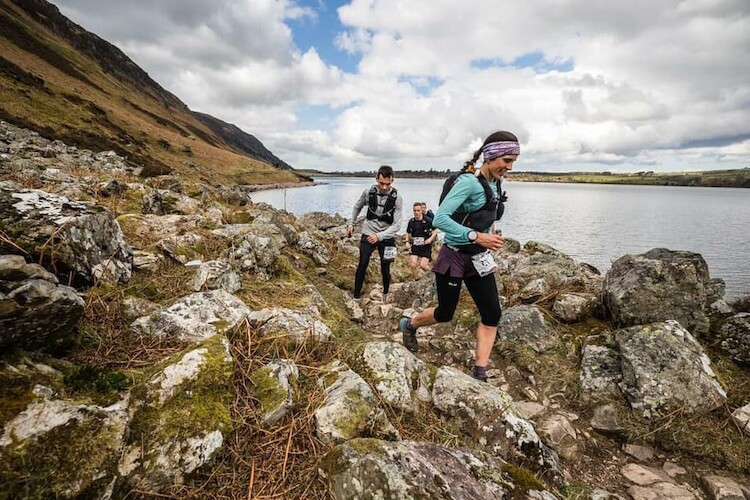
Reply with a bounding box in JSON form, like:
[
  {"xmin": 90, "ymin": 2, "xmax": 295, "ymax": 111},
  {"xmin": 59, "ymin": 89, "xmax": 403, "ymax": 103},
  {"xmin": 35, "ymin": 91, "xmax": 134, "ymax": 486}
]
[
  {"xmin": 0, "ymin": 409, "xmax": 125, "ymax": 498},
  {"xmin": 251, "ymin": 366, "xmax": 288, "ymax": 417},
  {"xmin": 126, "ymin": 336, "xmax": 234, "ymax": 475},
  {"xmin": 501, "ymin": 463, "xmax": 545, "ymax": 492}
]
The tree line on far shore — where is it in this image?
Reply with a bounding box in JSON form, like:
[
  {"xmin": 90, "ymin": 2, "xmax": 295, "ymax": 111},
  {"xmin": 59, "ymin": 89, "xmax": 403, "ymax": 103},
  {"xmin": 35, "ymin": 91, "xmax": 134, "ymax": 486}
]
[{"xmin": 295, "ymin": 167, "xmax": 750, "ymax": 188}]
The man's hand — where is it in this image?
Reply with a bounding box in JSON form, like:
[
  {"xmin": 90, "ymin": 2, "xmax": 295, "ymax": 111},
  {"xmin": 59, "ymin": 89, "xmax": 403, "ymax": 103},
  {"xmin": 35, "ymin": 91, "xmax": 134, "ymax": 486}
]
[
  {"xmin": 366, "ymin": 234, "xmax": 379, "ymax": 244},
  {"xmin": 345, "ymin": 225, "xmax": 353, "ymax": 238}
]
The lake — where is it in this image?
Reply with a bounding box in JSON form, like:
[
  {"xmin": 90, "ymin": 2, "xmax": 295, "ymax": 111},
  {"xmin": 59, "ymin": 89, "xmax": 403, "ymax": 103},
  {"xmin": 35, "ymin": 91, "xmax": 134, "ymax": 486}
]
[{"xmin": 249, "ymin": 177, "xmax": 750, "ymax": 299}]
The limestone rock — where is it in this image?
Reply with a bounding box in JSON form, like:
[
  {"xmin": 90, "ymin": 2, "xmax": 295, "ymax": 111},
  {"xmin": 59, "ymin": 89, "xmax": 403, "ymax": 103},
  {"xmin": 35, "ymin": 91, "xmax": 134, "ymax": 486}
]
[
  {"xmin": 251, "ymin": 307, "xmax": 332, "ymax": 344},
  {"xmin": 355, "ymin": 341, "xmax": 433, "ymax": 412},
  {"xmin": 497, "ymin": 305, "xmax": 557, "ymax": 353},
  {"xmin": 297, "ymin": 211, "xmax": 346, "ymax": 231},
  {"xmin": 119, "ymin": 213, "xmax": 206, "ymax": 242},
  {"xmin": 190, "ymin": 260, "xmax": 242, "ymax": 293},
  {"xmin": 130, "ymin": 290, "xmax": 251, "ymax": 342},
  {"xmin": 701, "ymin": 474, "xmax": 746, "ymax": 500},
  {"xmin": 157, "ymin": 232, "xmax": 205, "ymax": 264},
  {"xmin": 580, "ymin": 343, "xmax": 622, "ymax": 398},
  {"xmin": 0, "ymin": 255, "xmax": 85, "ymax": 350},
  {"xmin": 537, "ymin": 412, "xmax": 580, "ymax": 461},
  {"xmin": 120, "ymin": 336, "xmax": 233, "ymax": 490},
  {"xmin": 731, "ymin": 402, "xmax": 750, "ymax": 436},
  {"xmin": 132, "ymin": 250, "xmax": 163, "ymax": 272},
  {"xmin": 0, "ymin": 384, "xmax": 129, "ymax": 498},
  {"xmin": 0, "ymin": 187, "xmax": 132, "ymax": 286},
  {"xmin": 616, "ymin": 320, "xmax": 726, "ymax": 419},
  {"xmin": 387, "ymin": 273, "xmax": 437, "ymax": 309},
  {"xmin": 519, "ymin": 277, "xmax": 551, "ymax": 303},
  {"xmin": 142, "ymin": 189, "xmax": 201, "ymax": 215},
  {"xmin": 122, "ymin": 297, "xmax": 160, "ymax": 322},
  {"xmin": 621, "ymin": 463, "xmax": 702, "ymax": 500},
  {"xmin": 496, "ymin": 241, "xmax": 603, "ymax": 299},
  {"xmin": 590, "ymin": 404, "xmax": 626, "ymax": 436},
  {"xmin": 251, "ymin": 359, "xmax": 299, "ymax": 426},
  {"xmin": 603, "ymin": 248, "xmax": 719, "ymax": 336},
  {"xmin": 321, "ymin": 439, "xmax": 512, "ymax": 499},
  {"xmin": 431, "ymin": 366, "xmax": 560, "ymax": 475},
  {"xmin": 315, "ymin": 361, "xmax": 399, "ymax": 444},
  {"xmin": 717, "ymin": 313, "xmax": 750, "ymax": 363},
  {"xmin": 553, "ymin": 292, "xmax": 600, "ymax": 323},
  {"xmin": 229, "ymin": 228, "xmax": 286, "ymax": 279},
  {"xmin": 296, "ymin": 231, "xmax": 330, "ymax": 265}
]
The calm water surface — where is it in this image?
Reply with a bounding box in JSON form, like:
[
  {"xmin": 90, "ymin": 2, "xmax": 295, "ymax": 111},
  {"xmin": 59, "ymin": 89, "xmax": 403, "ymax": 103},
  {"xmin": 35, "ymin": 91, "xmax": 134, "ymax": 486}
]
[{"xmin": 250, "ymin": 177, "xmax": 750, "ymax": 299}]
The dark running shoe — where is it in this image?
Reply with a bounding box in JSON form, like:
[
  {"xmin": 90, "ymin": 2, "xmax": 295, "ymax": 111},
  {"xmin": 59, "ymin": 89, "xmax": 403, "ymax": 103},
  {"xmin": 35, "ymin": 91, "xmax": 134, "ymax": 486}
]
[
  {"xmin": 472, "ymin": 366, "xmax": 488, "ymax": 383},
  {"xmin": 399, "ymin": 317, "xmax": 418, "ymax": 354}
]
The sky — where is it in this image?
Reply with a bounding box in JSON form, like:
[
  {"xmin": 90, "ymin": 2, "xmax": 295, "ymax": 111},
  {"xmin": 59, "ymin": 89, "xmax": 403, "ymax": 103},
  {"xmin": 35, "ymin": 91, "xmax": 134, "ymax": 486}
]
[{"xmin": 54, "ymin": 0, "xmax": 750, "ymax": 173}]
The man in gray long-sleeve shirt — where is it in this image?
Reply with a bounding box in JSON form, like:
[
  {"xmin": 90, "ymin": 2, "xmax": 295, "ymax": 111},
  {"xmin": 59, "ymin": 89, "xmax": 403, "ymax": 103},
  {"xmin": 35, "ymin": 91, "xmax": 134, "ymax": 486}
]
[{"xmin": 346, "ymin": 165, "xmax": 403, "ymax": 298}]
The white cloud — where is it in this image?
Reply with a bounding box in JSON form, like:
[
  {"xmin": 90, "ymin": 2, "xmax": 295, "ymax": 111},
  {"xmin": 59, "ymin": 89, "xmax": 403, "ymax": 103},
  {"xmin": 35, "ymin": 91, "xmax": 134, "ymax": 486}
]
[{"xmin": 55, "ymin": 0, "xmax": 750, "ymax": 172}]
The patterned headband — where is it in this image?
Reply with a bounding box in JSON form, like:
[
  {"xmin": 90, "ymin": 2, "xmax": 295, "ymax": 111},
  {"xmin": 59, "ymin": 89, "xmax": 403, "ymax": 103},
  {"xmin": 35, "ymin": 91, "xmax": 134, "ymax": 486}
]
[{"xmin": 482, "ymin": 141, "xmax": 520, "ymax": 162}]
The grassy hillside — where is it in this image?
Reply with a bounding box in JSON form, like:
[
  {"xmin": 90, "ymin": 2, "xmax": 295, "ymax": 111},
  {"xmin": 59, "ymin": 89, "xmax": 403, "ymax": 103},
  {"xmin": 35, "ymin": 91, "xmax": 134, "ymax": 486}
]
[
  {"xmin": 0, "ymin": 0, "xmax": 300, "ymax": 186},
  {"xmin": 508, "ymin": 168, "xmax": 750, "ymax": 188}
]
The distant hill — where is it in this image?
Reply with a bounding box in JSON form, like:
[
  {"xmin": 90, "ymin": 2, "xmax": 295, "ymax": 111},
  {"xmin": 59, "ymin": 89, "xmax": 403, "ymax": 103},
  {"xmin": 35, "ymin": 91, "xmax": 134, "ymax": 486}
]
[
  {"xmin": 193, "ymin": 112, "xmax": 292, "ymax": 171},
  {"xmin": 0, "ymin": 0, "xmax": 299, "ymax": 185}
]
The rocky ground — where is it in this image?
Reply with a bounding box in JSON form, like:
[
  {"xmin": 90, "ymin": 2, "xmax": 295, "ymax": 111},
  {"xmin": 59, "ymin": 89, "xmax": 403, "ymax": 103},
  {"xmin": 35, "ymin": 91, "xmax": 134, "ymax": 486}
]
[{"xmin": 1, "ymin": 119, "xmax": 749, "ymax": 499}]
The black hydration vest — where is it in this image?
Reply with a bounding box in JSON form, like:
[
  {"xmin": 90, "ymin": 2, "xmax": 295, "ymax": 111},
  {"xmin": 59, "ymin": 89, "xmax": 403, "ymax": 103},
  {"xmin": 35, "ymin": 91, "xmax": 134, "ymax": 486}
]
[
  {"xmin": 442, "ymin": 173, "xmax": 506, "ymax": 254},
  {"xmin": 367, "ymin": 186, "xmax": 398, "ymax": 224},
  {"xmin": 447, "ymin": 174, "xmax": 505, "ymax": 232}
]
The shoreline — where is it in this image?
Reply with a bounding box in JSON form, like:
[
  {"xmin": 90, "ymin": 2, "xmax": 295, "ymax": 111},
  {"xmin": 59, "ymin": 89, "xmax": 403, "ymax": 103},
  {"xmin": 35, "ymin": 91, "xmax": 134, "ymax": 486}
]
[
  {"xmin": 239, "ymin": 180, "xmax": 322, "ymax": 192},
  {"xmin": 292, "ymin": 169, "xmax": 750, "ymax": 189}
]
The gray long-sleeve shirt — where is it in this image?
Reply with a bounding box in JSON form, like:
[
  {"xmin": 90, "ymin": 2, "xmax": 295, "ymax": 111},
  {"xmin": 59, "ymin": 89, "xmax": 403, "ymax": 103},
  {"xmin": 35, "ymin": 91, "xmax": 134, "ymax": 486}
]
[{"xmin": 348, "ymin": 186, "xmax": 403, "ymax": 241}]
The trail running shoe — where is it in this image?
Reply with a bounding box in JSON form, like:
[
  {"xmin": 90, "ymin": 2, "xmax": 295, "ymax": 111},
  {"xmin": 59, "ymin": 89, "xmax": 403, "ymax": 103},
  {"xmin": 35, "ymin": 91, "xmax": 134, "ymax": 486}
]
[
  {"xmin": 471, "ymin": 366, "xmax": 488, "ymax": 383},
  {"xmin": 399, "ymin": 317, "xmax": 418, "ymax": 354}
]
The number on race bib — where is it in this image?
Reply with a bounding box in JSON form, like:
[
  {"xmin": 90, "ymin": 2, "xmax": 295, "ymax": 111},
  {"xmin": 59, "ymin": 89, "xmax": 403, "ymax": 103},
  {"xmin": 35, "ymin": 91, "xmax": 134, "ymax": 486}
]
[
  {"xmin": 471, "ymin": 250, "xmax": 497, "ymax": 277},
  {"xmin": 383, "ymin": 246, "xmax": 398, "ymax": 261}
]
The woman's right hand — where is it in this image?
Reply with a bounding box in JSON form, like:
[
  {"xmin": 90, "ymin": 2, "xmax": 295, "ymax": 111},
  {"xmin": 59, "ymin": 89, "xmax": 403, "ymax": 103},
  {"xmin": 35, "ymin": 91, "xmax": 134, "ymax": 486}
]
[{"xmin": 476, "ymin": 232, "xmax": 504, "ymax": 251}]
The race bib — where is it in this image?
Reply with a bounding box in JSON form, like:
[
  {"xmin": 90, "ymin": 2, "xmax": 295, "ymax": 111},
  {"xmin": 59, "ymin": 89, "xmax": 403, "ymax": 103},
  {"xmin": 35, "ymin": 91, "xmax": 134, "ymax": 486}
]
[
  {"xmin": 471, "ymin": 250, "xmax": 497, "ymax": 277},
  {"xmin": 413, "ymin": 237, "xmax": 425, "ymax": 246},
  {"xmin": 383, "ymin": 246, "xmax": 398, "ymax": 261}
]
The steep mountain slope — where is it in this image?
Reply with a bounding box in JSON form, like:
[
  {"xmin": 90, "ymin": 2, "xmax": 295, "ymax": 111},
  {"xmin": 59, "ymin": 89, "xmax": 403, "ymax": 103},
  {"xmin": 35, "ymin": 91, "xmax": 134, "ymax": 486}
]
[
  {"xmin": 0, "ymin": 0, "xmax": 299, "ymax": 185},
  {"xmin": 194, "ymin": 112, "xmax": 292, "ymax": 171}
]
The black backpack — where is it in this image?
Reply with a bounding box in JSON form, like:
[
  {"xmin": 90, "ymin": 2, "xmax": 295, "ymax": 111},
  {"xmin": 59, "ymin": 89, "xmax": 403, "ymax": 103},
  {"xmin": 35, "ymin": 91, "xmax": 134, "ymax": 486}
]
[
  {"xmin": 437, "ymin": 171, "xmax": 508, "ymax": 233},
  {"xmin": 439, "ymin": 171, "xmax": 507, "ymax": 206}
]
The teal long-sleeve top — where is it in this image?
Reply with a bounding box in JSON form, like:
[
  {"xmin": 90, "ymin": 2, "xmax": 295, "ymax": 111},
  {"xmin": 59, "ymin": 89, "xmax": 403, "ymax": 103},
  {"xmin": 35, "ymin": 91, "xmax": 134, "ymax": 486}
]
[{"xmin": 433, "ymin": 173, "xmax": 499, "ymax": 246}]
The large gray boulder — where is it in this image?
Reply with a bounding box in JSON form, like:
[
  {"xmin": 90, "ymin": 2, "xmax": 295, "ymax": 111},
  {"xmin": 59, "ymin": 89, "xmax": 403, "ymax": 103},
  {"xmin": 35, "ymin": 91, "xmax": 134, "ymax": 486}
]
[
  {"xmin": 296, "ymin": 231, "xmax": 330, "ymax": 265},
  {"xmin": 321, "ymin": 439, "xmax": 512, "ymax": 499},
  {"xmin": 130, "ymin": 290, "xmax": 251, "ymax": 342},
  {"xmin": 497, "ymin": 305, "xmax": 557, "ymax": 353},
  {"xmin": 354, "ymin": 342, "xmax": 433, "ymax": 412},
  {"xmin": 190, "ymin": 260, "xmax": 242, "ymax": 293},
  {"xmin": 119, "ymin": 336, "xmax": 234, "ymax": 491},
  {"xmin": 0, "ymin": 187, "xmax": 132, "ymax": 286},
  {"xmin": 616, "ymin": 320, "xmax": 726, "ymax": 419},
  {"xmin": 603, "ymin": 248, "xmax": 720, "ymax": 336},
  {"xmin": 249, "ymin": 307, "xmax": 332, "ymax": 344},
  {"xmin": 431, "ymin": 366, "xmax": 559, "ymax": 474},
  {"xmin": 0, "ymin": 255, "xmax": 84, "ymax": 350},
  {"xmin": 553, "ymin": 292, "xmax": 600, "ymax": 323},
  {"xmin": 314, "ymin": 361, "xmax": 399, "ymax": 444}
]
